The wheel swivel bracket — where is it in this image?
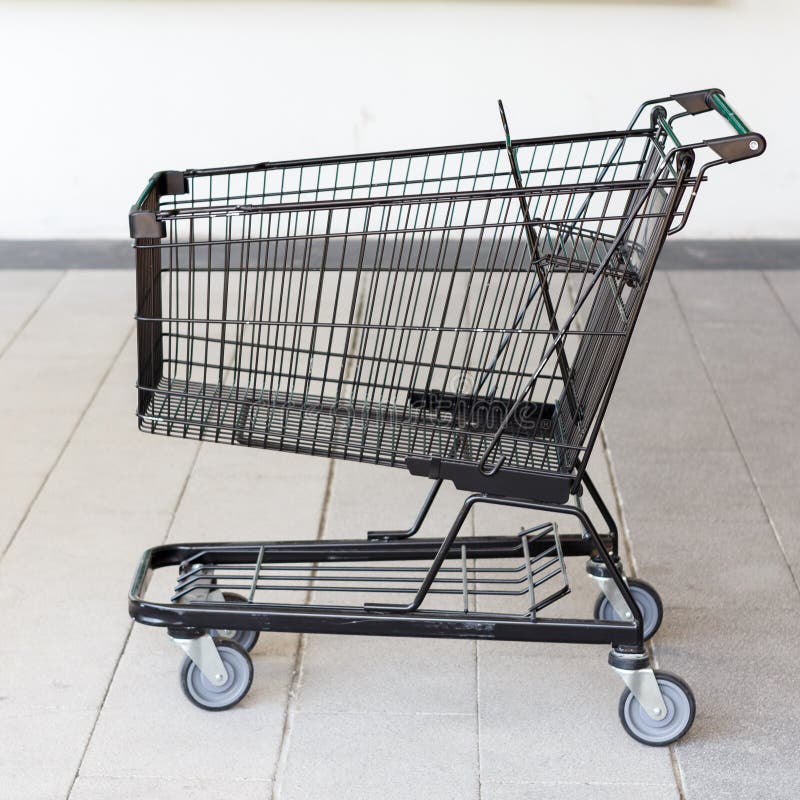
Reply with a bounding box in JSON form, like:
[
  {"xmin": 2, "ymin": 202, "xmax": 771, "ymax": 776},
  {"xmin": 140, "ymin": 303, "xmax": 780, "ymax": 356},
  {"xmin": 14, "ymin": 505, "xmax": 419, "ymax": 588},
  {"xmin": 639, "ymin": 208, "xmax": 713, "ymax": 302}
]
[
  {"xmin": 586, "ymin": 559, "xmax": 634, "ymax": 621},
  {"xmin": 172, "ymin": 634, "xmax": 229, "ymax": 686},
  {"xmin": 609, "ymin": 651, "xmax": 667, "ymax": 721}
]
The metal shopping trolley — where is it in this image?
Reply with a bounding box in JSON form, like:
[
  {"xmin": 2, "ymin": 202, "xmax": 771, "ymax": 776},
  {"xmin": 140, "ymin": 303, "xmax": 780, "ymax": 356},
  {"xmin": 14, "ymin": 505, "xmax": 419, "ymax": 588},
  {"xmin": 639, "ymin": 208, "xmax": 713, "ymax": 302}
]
[{"xmin": 128, "ymin": 89, "xmax": 764, "ymax": 744}]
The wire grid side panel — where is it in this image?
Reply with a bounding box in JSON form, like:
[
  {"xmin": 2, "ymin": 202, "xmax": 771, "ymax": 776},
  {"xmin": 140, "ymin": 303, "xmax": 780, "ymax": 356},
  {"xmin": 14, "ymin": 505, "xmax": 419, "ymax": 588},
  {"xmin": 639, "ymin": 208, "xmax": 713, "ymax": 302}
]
[
  {"xmin": 164, "ymin": 132, "xmax": 654, "ymax": 214},
  {"xmin": 556, "ymin": 184, "xmax": 674, "ymax": 462},
  {"xmin": 148, "ymin": 195, "xmax": 576, "ymax": 470},
  {"xmin": 149, "ymin": 222, "xmax": 596, "ymax": 472},
  {"xmin": 139, "ymin": 131, "xmax": 673, "ymax": 475}
]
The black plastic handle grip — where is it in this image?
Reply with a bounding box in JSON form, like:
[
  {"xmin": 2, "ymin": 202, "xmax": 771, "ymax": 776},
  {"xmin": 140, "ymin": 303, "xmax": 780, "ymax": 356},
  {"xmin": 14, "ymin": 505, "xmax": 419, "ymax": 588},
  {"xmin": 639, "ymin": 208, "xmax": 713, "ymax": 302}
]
[
  {"xmin": 670, "ymin": 89, "xmax": 765, "ymax": 163},
  {"xmin": 670, "ymin": 89, "xmax": 751, "ymax": 134}
]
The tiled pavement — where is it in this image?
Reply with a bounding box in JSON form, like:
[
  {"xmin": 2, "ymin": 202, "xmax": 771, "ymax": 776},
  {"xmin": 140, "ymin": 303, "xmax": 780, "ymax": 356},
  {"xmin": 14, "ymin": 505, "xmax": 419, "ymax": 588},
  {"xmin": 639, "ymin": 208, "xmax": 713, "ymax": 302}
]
[{"xmin": 0, "ymin": 268, "xmax": 798, "ymax": 799}]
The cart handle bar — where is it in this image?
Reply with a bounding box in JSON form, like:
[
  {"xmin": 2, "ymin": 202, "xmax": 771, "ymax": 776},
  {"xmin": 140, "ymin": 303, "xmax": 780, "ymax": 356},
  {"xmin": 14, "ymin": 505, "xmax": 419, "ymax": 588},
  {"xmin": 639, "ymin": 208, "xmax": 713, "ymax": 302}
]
[
  {"xmin": 669, "ymin": 89, "xmax": 750, "ymax": 135},
  {"xmin": 661, "ymin": 89, "xmax": 766, "ymax": 165}
]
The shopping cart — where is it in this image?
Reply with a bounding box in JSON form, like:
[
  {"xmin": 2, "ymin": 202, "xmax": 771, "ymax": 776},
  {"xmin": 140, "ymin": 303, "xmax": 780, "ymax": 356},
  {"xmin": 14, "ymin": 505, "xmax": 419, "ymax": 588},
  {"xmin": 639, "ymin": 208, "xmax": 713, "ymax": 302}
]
[{"xmin": 128, "ymin": 89, "xmax": 764, "ymax": 744}]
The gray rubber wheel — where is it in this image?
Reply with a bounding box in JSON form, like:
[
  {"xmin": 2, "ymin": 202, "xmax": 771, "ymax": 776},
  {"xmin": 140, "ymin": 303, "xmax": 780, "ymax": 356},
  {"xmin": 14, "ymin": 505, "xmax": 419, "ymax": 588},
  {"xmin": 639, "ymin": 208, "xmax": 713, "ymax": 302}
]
[
  {"xmin": 619, "ymin": 671, "xmax": 695, "ymax": 746},
  {"xmin": 594, "ymin": 579, "xmax": 663, "ymax": 641},
  {"xmin": 209, "ymin": 592, "xmax": 260, "ymax": 652},
  {"xmin": 180, "ymin": 639, "xmax": 253, "ymax": 711}
]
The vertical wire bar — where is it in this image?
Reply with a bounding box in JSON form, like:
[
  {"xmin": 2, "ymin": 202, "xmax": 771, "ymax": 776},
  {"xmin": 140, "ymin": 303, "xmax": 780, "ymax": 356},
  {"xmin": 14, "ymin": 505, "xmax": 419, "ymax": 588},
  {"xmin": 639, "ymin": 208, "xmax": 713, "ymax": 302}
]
[
  {"xmin": 521, "ymin": 532, "xmax": 536, "ymax": 619},
  {"xmin": 248, "ymin": 545, "xmax": 265, "ymax": 602},
  {"xmin": 551, "ymin": 521, "xmax": 568, "ymax": 592},
  {"xmin": 461, "ymin": 544, "xmax": 469, "ymax": 614},
  {"xmin": 498, "ymin": 102, "xmax": 578, "ymax": 424}
]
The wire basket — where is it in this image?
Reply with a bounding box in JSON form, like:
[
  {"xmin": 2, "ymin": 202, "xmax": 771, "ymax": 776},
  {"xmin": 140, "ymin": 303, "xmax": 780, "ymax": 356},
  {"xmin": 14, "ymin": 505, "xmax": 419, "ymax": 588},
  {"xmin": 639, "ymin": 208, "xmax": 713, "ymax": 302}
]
[{"xmin": 130, "ymin": 93, "xmax": 763, "ymax": 502}]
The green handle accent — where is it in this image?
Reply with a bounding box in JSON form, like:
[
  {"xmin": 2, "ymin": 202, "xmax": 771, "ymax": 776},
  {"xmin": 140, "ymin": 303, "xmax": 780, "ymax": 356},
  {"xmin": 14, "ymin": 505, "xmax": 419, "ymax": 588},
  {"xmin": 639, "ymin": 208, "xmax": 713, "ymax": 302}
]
[{"xmin": 707, "ymin": 93, "xmax": 750, "ymax": 135}]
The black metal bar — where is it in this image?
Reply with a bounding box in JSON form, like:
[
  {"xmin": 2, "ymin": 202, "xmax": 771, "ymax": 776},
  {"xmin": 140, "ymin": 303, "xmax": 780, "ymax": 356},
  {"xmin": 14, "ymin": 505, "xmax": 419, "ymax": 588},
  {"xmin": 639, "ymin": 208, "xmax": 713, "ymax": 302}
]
[
  {"xmin": 173, "ymin": 129, "xmax": 656, "ymax": 183},
  {"xmin": 150, "ymin": 178, "xmax": 692, "ymax": 221},
  {"xmin": 497, "ymin": 100, "xmax": 576, "ymax": 420},
  {"xmin": 128, "ymin": 501, "xmax": 634, "ymax": 646},
  {"xmin": 579, "ymin": 469, "xmax": 619, "ymax": 556},
  {"xmin": 133, "ymin": 495, "xmax": 630, "ymax": 628},
  {"xmin": 135, "ymin": 535, "xmax": 599, "ymax": 576},
  {"xmin": 367, "ymin": 478, "xmax": 443, "ymax": 541},
  {"xmin": 135, "ymin": 600, "xmax": 637, "ymax": 646},
  {"xmin": 364, "ymin": 494, "xmax": 479, "ymax": 612}
]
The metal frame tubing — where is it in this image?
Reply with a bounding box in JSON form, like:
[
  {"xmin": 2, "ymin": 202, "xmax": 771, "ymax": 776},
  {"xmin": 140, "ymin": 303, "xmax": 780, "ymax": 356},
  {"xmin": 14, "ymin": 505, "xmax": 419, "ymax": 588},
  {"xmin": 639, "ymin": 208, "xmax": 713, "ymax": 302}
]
[{"xmin": 130, "ymin": 493, "xmax": 643, "ymax": 651}]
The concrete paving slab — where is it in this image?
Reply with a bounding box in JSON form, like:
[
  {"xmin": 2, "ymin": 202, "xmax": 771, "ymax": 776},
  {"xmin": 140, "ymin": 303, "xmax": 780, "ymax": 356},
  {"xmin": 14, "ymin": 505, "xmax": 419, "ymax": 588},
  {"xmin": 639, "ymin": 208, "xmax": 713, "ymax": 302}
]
[
  {"xmin": 0, "ymin": 704, "xmax": 96, "ymax": 800},
  {"xmin": 611, "ymin": 519, "xmax": 798, "ymax": 612},
  {"xmin": 0, "ymin": 343, "xmax": 197, "ymax": 711},
  {"xmin": 185, "ymin": 436, "xmax": 332, "ymax": 481},
  {"xmin": 74, "ymin": 449, "xmax": 331, "ymax": 789},
  {"xmin": 469, "ymin": 439, "xmax": 679, "ymax": 786},
  {"xmin": 276, "ymin": 710, "xmax": 479, "ymax": 800},
  {"xmin": 266, "ymin": 462, "xmax": 477, "ymax": 798},
  {"xmin": 0, "ymin": 330, "xmax": 198, "ymax": 797},
  {"xmin": 610, "ymin": 450, "xmax": 771, "ymax": 528},
  {"xmin": 323, "ymin": 458, "xmax": 467, "ymax": 538},
  {"xmin": 0, "ymin": 507, "xmax": 180, "ymax": 711},
  {"xmin": 603, "ymin": 270, "xmax": 800, "ymax": 800},
  {"xmin": 297, "ymin": 633, "xmax": 477, "ymax": 715},
  {"xmin": 69, "ymin": 776, "xmax": 272, "ymax": 800},
  {"xmin": 668, "ymin": 270, "xmax": 800, "ymax": 589},
  {"xmin": 4, "ymin": 267, "xmax": 799, "ymax": 799},
  {"xmin": 77, "ymin": 623, "xmax": 297, "ymax": 782},
  {"xmin": 478, "ymin": 645, "xmax": 677, "ymax": 785},
  {"xmin": 751, "ymin": 481, "xmax": 800, "ymax": 576},
  {"xmin": 0, "ymin": 271, "xmax": 134, "ymax": 555},
  {"xmin": 172, "ymin": 457, "xmax": 330, "ymax": 544},
  {"xmin": 0, "ymin": 269, "xmax": 63, "ymax": 354},
  {"xmin": 669, "ymin": 269, "xmax": 777, "ymax": 325},
  {"xmin": 764, "ymin": 270, "xmax": 800, "ymax": 331},
  {"xmin": 657, "ymin": 606, "xmax": 800, "ymax": 800},
  {"xmin": 679, "ymin": 318, "xmax": 794, "ymax": 390},
  {"xmin": 480, "ymin": 781, "xmax": 680, "ymax": 800}
]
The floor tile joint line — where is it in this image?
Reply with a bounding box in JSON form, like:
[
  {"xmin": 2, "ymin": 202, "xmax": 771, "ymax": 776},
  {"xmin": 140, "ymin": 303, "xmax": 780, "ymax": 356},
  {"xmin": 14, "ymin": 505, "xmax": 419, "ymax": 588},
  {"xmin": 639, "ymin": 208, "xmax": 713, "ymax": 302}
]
[
  {"xmin": 65, "ymin": 440, "xmax": 204, "ymax": 800},
  {"xmin": 666, "ymin": 271, "xmax": 800, "ymax": 599},
  {"xmin": 0, "ymin": 321, "xmax": 134, "ymax": 563},
  {"xmin": 599, "ymin": 427, "xmax": 686, "ymax": 800},
  {"xmin": 763, "ymin": 270, "xmax": 800, "ymax": 340},
  {"xmin": 0, "ymin": 269, "xmax": 66, "ymax": 360},
  {"xmin": 269, "ymin": 457, "xmax": 336, "ymax": 800}
]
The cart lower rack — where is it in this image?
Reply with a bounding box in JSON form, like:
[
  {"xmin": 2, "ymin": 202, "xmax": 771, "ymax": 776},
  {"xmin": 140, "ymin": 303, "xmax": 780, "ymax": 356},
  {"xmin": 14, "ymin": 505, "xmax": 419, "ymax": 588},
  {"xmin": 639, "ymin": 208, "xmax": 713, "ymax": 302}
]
[{"xmin": 128, "ymin": 89, "xmax": 764, "ymax": 744}]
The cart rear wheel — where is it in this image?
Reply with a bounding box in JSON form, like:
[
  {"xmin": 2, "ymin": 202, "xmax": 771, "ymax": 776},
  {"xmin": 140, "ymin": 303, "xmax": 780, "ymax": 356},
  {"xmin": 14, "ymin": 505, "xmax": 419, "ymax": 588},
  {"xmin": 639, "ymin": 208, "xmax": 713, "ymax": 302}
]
[
  {"xmin": 594, "ymin": 578, "xmax": 663, "ymax": 641},
  {"xmin": 209, "ymin": 592, "xmax": 260, "ymax": 652},
  {"xmin": 180, "ymin": 639, "xmax": 253, "ymax": 711},
  {"xmin": 618, "ymin": 671, "xmax": 695, "ymax": 746}
]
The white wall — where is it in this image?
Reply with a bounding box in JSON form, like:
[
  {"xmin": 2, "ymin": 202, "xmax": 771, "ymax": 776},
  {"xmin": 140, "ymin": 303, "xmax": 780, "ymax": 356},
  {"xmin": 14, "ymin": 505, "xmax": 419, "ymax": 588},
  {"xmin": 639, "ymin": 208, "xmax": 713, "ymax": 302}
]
[{"xmin": 0, "ymin": 0, "xmax": 796, "ymax": 239}]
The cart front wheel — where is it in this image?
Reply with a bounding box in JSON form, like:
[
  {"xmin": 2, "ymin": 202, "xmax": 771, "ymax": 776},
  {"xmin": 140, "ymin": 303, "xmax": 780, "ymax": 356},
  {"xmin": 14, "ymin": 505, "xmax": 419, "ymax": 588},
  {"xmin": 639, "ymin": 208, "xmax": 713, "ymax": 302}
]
[
  {"xmin": 209, "ymin": 592, "xmax": 260, "ymax": 652},
  {"xmin": 618, "ymin": 671, "xmax": 695, "ymax": 746},
  {"xmin": 180, "ymin": 639, "xmax": 253, "ymax": 711},
  {"xmin": 594, "ymin": 578, "xmax": 663, "ymax": 641}
]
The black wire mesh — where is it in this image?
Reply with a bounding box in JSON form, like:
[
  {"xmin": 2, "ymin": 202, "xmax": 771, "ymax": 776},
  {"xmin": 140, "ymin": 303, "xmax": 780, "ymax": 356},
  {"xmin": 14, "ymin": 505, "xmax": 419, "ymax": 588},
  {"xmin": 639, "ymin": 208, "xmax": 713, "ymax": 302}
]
[{"xmin": 133, "ymin": 125, "xmax": 688, "ymax": 485}]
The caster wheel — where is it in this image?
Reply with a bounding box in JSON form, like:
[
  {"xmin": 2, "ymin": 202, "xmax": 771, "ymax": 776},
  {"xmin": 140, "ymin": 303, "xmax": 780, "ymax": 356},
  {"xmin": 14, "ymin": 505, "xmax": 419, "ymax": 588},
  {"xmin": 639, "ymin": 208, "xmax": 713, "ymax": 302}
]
[
  {"xmin": 209, "ymin": 592, "xmax": 260, "ymax": 652},
  {"xmin": 619, "ymin": 670, "xmax": 695, "ymax": 746},
  {"xmin": 180, "ymin": 639, "xmax": 254, "ymax": 711},
  {"xmin": 594, "ymin": 578, "xmax": 663, "ymax": 641}
]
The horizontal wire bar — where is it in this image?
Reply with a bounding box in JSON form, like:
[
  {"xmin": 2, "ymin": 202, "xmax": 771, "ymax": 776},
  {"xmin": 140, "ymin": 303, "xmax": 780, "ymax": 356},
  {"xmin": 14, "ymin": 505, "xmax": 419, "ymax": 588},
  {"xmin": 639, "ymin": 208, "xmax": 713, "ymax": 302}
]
[
  {"xmin": 178, "ymin": 128, "xmax": 656, "ymax": 178},
  {"xmin": 166, "ymin": 159, "xmax": 650, "ymax": 207},
  {"xmin": 144, "ymin": 318, "xmax": 626, "ymax": 335},
  {"xmin": 156, "ymin": 178, "xmax": 690, "ymax": 220}
]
